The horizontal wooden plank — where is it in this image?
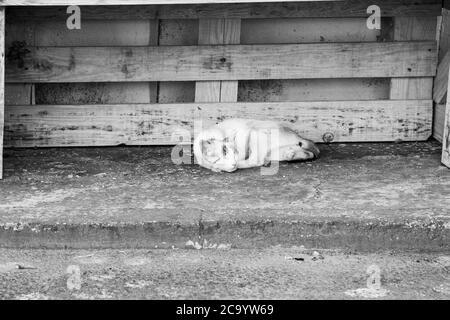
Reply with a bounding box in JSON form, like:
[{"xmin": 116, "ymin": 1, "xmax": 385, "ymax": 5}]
[
  {"xmin": 4, "ymin": 100, "xmax": 432, "ymax": 147},
  {"xmin": 0, "ymin": 0, "xmax": 343, "ymax": 5},
  {"xmin": 5, "ymin": 42, "xmax": 437, "ymax": 83},
  {"xmin": 5, "ymin": 0, "xmax": 441, "ymax": 19}
]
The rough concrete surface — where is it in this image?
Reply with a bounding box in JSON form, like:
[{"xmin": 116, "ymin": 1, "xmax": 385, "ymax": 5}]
[
  {"xmin": 0, "ymin": 248, "xmax": 449, "ymax": 300},
  {"xmin": 0, "ymin": 141, "xmax": 449, "ymax": 251}
]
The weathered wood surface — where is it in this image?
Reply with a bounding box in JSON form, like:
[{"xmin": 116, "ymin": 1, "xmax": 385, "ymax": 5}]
[
  {"xmin": 6, "ymin": 19, "xmax": 158, "ymax": 104},
  {"xmin": 4, "ymin": 18, "xmax": 34, "ymax": 106},
  {"xmin": 439, "ymin": 9, "xmax": 450, "ymax": 62},
  {"xmin": 389, "ymin": 17, "xmax": 436, "ymax": 100},
  {"xmin": 158, "ymin": 19, "xmax": 197, "ymax": 103},
  {"xmin": 0, "ymin": 8, "xmax": 4, "ymax": 179},
  {"xmin": 442, "ymin": 59, "xmax": 450, "ymax": 167},
  {"xmin": 4, "ymin": 100, "xmax": 432, "ymax": 147},
  {"xmin": 0, "ymin": 0, "xmax": 340, "ymax": 3},
  {"xmin": 433, "ymin": 51, "xmax": 450, "ymax": 104},
  {"xmin": 5, "ymin": 42, "xmax": 437, "ymax": 83},
  {"xmin": 195, "ymin": 18, "xmax": 240, "ymax": 103},
  {"xmin": 434, "ymin": 9, "xmax": 450, "ymax": 143},
  {"xmin": 433, "ymin": 103, "xmax": 445, "ymax": 143},
  {"xmin": 443, "ymin": 102, "xmax": 450, "ymax": 167},
  {"xmin": 5, "ymin": 0, "xmax": 441, "ymax": 19},
  {"xmin": 6, "ymin": 17, "xmax": 392, "ymax": 103},
  {"xmin": 239, "ymin": 17, "xmax": 390, "ymax": 102}
]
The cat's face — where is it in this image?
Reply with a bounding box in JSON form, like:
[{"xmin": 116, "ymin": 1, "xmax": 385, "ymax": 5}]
[
  {"xmin": 296, "ymin": 137, "xmax": 321, "ymax": 160},
  {"xmin": 201, "ymin": 138, "xmax": 238, "ymax": 172}
]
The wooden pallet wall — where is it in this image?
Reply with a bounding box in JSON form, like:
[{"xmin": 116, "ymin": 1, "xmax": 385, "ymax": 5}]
[
  {"xmin": 2, "ymin": 0, "xmax": 441, "ymax": 149},
  {"xmin": 434, "ymin": 8, "xmax": 450, "ymax": 143}
]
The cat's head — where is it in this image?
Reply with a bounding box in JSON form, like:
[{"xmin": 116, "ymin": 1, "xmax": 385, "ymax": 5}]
[
  {"xmin": 296, "ymin": 137, "xmax": 320, "ymax": 160},
  {"xmin": 200, "ymin": 137, "xmax": 238, "ymax": 172},
  {"xmin": 194, "ymin": 128, "xmax": 238, "ymax": 172}
]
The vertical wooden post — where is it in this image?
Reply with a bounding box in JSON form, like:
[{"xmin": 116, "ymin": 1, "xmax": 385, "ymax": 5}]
[
  {"xmin": 149, "ymin": 19, "xmax": 159, "ymax": 103},
  {"xmin": 389, "ymin": 17, "xmax": 436, "ymax": 100},
  {"xmin": 0, "ymin": 7, "xmax": 5, "ymax": 179},
  {"xmin": 195, "ymin": 18, "xmax": 241, "ymax": 103},
  {"xmin": 442, "ymin": 64, "xmax": 450, "ymax": 167}
]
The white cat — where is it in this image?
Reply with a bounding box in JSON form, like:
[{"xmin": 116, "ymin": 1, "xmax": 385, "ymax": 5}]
[{"xmin": 194, "ymin": 119, "xmax": 319, "ymax": 172}]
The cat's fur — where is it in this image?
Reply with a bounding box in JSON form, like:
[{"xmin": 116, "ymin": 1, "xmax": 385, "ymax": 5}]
[{"xmin": 194, "ymin": 119, "xmax": 319, "ymax": 172}]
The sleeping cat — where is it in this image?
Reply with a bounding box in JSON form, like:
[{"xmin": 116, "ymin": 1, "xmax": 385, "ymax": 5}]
[{"xmin": 193, "ymin": 119, "xmax": 320, "ymax": 172}]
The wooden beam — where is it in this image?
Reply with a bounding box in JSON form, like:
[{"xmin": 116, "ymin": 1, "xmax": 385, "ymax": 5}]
[
  {"xmin": 5, "ymin": 42, "xmax": 437, "ymax": 83},
  {"xmin": 435, "ymin": 8, "xmax": 450, "ymax": 143},
  {"xmin": 0, "ymin": 0, "xmax": 432, "ymax": 7},
  {"xmin": 5, "ymin": 0, "xmax": 441, "ymax": 20},
  {"xmin": 442, "ymin": 77, "xmax": 450, "ymax": 167},
  {"xmin": 389, "ymin": 17, "xmax": 436, "ymax": 100},
  {"xmin": 433, "ymin": 51, "xmax": 450, "ymax": 104},
  {"xmin": 442, "ymin": 26, "xmax": 450, "ymax": 166},
  {"xmin": 0, "ymin": 7, "xmax": 4, "ymax": 179},
  {"xmin": 434, "ymin": 103, "xmax": 445, "ymax": 142},
  {"xmin": 439, "ymin": 9, "xmax": 450, "ymax": 62},
  {"xmin": 4, "ymin": 100, "xmax": 432, "ymax": 147},
  {"xmin": 196, "ymin": 19, "xmax": 227, "ymax": 103},
  {"xmin": 195, "ymin": 18, "xmax": 240, "ymax": 103},
  {"xmin": 4, "ymin": 14, "xmax": 34, "ymax": 107},
  {"xmin": 0, "ymin": 0, "xmax": 342, "ymax": 5}
]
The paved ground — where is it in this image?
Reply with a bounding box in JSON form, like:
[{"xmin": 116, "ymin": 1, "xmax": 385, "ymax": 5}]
[
  {"xmin": 0, "ymin": 141, "xmax": 449, "ymax": 251},
  {"xmin": 0, "ymin": 248, "xmax": 449, "ymax": 300}
]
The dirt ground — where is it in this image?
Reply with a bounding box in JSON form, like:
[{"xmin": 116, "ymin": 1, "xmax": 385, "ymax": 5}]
[
  {"xmin": 0, "ymin": 141, "xmax": 449, "ymax": 251},
  {"xmin": 1, "ymin": 141, "xmax": 450, "ymax": 300},
  {"xmin": 0, "ymin": 248, "xmax": 449, "ymax": 300}
]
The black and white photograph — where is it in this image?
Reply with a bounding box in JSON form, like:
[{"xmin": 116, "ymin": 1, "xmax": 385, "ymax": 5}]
[{"xmin": 0, "ymin": 0, "xmax": 449, "ymax": 307}]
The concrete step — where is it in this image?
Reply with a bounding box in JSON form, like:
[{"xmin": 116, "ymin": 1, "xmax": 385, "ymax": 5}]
[{"xmin": 0, "ymin": 141, "xmax": 449, "ymax": 252}]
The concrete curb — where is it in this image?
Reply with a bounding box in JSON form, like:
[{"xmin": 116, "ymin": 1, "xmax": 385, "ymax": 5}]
[{"xmin": 1, "ymin": 218, "xmax": 449, "ymax": 252}]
